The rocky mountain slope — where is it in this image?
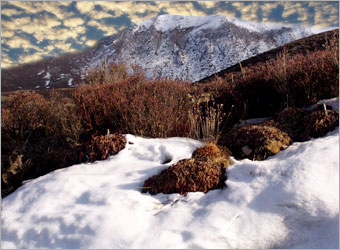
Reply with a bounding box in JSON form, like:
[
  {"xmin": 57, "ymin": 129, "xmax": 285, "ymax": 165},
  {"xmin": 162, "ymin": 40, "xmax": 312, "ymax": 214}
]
[
  {"xmin": 1, "ymin": 14, "xmax": 326, "ymax": 91},
  {"xmin": 85, "ymin": 14, "xmax": 317, "ymax": 82}
]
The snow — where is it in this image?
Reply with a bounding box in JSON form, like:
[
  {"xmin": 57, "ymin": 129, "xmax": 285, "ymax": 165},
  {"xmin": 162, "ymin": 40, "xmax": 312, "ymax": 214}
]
[
  {"xmin": 42, "ymin": 72, "xmax": 50, "ymax": 79},
  {"xmin": 37, "ymin": 70, "xmax": 45, "ymax": 75},
  {"xmin": 68, "ymin": 78, "xmax": 73, "ymax": 86},
  {"xmin": 134, "ymin": 14, "xmax": 315, "ymax": 35},
  {"xmin": 43, "ymin": 72, "xmax": 51, "ymax": 87},
  {"xmin": 1, "ymin": 122, "xmax": 339, "ymax": 248},
  {"xmin": 311, "ymin": 97, "xmax": 339, "ymax": 111}
]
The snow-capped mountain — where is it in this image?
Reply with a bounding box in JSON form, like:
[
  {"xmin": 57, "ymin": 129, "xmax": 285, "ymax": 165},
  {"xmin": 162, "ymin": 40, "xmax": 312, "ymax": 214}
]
[
  {"xmin": 2, "ymin": 14, "xmax": 325, "ymax": 91},
  {"xmin": 84, "ymin": 14, "xmax": 316, "ymax": 82}
]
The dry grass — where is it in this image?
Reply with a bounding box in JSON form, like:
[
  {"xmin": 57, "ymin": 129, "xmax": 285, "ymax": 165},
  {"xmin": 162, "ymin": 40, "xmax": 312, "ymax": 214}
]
[
  {"xmin": 192, "ymin": 143, "xmax": 231, "ymax": 167},
  {"xmin": 188, "ymin": 94, "xmax": 225, "ymax": 142}
]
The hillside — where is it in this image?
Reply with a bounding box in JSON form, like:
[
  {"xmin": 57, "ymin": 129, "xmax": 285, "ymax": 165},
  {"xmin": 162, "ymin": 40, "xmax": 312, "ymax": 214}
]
[{"xmin": 198, "ymin": 28, "xmax": 339, "ymax": 83}]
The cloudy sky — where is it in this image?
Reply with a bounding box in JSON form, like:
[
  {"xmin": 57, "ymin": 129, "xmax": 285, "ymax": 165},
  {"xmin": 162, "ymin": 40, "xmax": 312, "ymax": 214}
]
[{"xmin": 1, "ymin": 1, "xmax": 339, "ymax": 69}]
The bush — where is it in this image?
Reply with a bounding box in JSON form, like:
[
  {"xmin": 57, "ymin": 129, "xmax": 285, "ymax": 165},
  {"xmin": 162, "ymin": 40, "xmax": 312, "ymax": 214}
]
[
  {"xmin": 73, "ymin": 75, "xmax": 194, "ymax": 138},
  {"xmin": 265, "ymin": 48, "xmax": 339, "ymax": 108},
  {"xmin": 84, "ymin": 63, "xmax": 131, "ymax": 85},
  {"xmin": 2, "ymin": 91, "xmax": 49, "ymax": 140},
  {"xmin": 1, "ymin": 91, "xmax": 87, "ymax": 197},
  {"xmin": 300, "ymin": 109, "xmax": 339, "ymax": 140},
  {"xmin": 142, "ymin": 144, "xmax": 231, "ymax": 195},
  {"xmin": 88, "ymin": 131, "xmax": 126, "ymax": 162},
  {"xmin": 202, "ymin": 38, "xmax": 339, "ymax": 130},
  {"xmin": 221, "ymin": 124, "xmax": 292, "ymax": 160},
  {"xmin": 273, "ymin": 107, "xmax": 308, "ymax": 141}
]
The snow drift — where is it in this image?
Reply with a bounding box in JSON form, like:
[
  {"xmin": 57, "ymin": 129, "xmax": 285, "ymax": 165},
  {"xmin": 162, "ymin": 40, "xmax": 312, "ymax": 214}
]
[{"xmin": 1, "ymin": 125, "xmax": 339, "ymax": 248}]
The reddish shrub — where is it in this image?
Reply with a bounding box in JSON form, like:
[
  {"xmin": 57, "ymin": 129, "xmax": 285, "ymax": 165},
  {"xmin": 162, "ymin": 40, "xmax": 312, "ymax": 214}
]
[
  {"xmin": 142, "ymin": 144, "xmax": 231, "ymax": 195},
  {"xmin": 2, "ymin": 91, "xmax": 50, "ymax": 139},
  {"xmin": 300, "ymin": 109, "xmax": 339, "ymax": 140},
  {"xmin": 203, "ymin": 39, "xmax": 339, "ymax": 131},
  {"xmin": 73, "ymin": 75, "xmax": 194, "ymax": 138},
  {"xmin": 88, "ymin": 132, "xmax": 126, "ymax": 162},
  {"xmin": 1, "ymin": 91, "xmax": 87, "ymax": 197},
  {"xmin": 273, "ymin": 107, "xmax": 308, "ymax": 140}
]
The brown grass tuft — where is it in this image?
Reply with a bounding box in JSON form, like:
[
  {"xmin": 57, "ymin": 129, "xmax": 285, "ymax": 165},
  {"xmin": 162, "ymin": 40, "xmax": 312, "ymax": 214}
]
[
  {"xmin": 300, "ymin": 109, "xmax": 339, "ymax": 140},
  {"xmin": 142, "ymin": 144, "xmax": 231, "ymax": 195},
  {"xmin": 88, "ymin": 131, "xmax": 126, "ymax": 162},
  {"xmin": 221, "ymin": 125, "xmax": 292, "ymax": 160}
]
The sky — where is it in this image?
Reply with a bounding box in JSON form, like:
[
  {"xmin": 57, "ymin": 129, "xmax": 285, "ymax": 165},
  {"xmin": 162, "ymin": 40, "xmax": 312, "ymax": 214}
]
[{"xmin": 1, "ymin": 1, "xmax": 339, "ymax": 69}]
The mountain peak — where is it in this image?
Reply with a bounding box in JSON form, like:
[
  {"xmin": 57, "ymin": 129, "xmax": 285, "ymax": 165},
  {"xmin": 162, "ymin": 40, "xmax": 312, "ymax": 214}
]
[
  {"xmin": 133, "ymin": 14, "xmax": 227, "ymax": 33},
  {"xmin": 132, "ymin": 14, "xmax": 315, "ymax": 34},
  {"xmin": 117, "ymin": 14, "xmax": 317, "ymax": 81},
  {"xmin": 3, "ymin": 14, "xmax": 327, "ymax": 91}
]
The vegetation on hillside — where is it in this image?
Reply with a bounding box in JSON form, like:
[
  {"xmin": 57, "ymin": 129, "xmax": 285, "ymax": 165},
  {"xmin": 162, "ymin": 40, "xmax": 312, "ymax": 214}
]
[{"xmin": 1, "ymin": 30, "xmax": 339, "ymax": 197}]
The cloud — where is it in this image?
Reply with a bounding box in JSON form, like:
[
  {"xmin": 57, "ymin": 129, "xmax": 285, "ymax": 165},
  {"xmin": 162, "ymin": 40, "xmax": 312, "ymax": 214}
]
[
  {"xmin": 76, "ymin": 2, "xmax": 96, "ymax": 14},
  {"xmin": 17, "ymin": 53, "xmax": 44, "ymax": 65},
  {"xmin": 53, "ymin": 42, "xmax": 74, "ymax": 51},
  {"xmin": 200, "ymin": 1, "xmax": 218, "ymax": 9},
  {"xmin": 5, "ymin": 37, "xmax": 42, "ymax": 52},
  {"xmin": 1, "ymin": 16, "xmax": 31, "ymax": 30},
  {"xmin": 1, "ymin": 30, "xmax": 15, "ymax": 38},
  {"xmin": 85, "ymin": 40, "xmax": 97, "ymax": 47},
  {"xmin": 2, "ymin": 14, "xmax": 61, "ymax": 38},
  {"xmin": 88, "ymin": 19, "xmax": 119, "ymax": 36},
  {"xmin": 310, "ymin": 2, "xmax": 339, "ymax": 28},
  {"xmin": 231, "ymin": 2, "xmax": 261, "ymax": 21},
  {"xmin": 163, "ymin": 2, "xmax": 206, "ymax": 17},
  {"xmin": 1, "ymin": 1, "xmax": 339, "ymax": 69},
  {"xmin": 64, "ymin": 17, "xmax": 85, "ymax": 27},
  {"xmin": 4, "ymin": 2, "xmax": 40, "ymax": 14},
  {"xmin": 4, "ymin": 1, "xmax": 74, "ymax": 22},
  {"xmin": 1, "ymin": 55, "xmax": 17, "ymax": 68},
  {"xmin": 1, "ymin": 8, "xmax": 24, "ymax": 16}
]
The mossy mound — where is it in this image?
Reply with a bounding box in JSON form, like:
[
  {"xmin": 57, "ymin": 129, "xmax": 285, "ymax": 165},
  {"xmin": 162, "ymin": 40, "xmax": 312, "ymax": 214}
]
[
  {"xmin": 142, "ymin": 144, "xmax": 231, "ymax": 195},
  {"xmin": 222, "ymin": 125, "xmax": 292, "ymax": 160},
  {"xmin": 300, "ymin": 109, "xmax": 339, "ymax": 140},
  {"xmin": 192, "ymin": 143, "xmax": 231, "ymax": 167},
  {"xmin": 88, "ymin": 132, "xmax": 126, "ymax": 162}
]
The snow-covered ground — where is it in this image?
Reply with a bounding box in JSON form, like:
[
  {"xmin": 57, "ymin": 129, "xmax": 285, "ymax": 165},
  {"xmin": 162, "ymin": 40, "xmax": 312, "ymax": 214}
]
[{"xmin": 1, "ymin": 123, "xmax": 339, "ymax": 248}]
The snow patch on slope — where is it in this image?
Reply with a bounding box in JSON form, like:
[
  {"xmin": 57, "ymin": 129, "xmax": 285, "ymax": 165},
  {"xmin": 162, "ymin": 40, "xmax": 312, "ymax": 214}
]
[
  {"xmin": 68, "ymin": 78, "xmax": 73, "ymax": 87},
  {"xmin": 37, "ymin": 70, "xmax": 45, "ymax": 76},
  {"xmin": 43, "ymin": 72, "xmax": 51, "ymax": 88}
]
